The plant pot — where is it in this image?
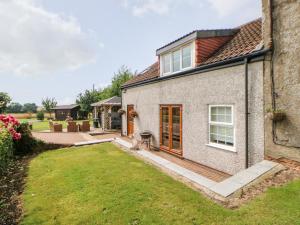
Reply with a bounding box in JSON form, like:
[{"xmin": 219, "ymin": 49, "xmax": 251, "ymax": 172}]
[
  {"xmin": 267, "ymin": 112, "xmax": 285, "ymax": 121},
  {"xmin": 130, "ymin": 110, "xmax": 138, "ymax": 118}
]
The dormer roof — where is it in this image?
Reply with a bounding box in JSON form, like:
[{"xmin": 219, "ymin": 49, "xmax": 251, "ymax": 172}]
[{"xmin": 123, "ymin": 18, "xmax": 263, "ymax": 88}]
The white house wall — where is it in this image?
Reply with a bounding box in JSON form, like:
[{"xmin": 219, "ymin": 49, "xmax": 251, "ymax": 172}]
[{"xmin": 122, "ymin": 61, "xmax": 264, "ymax": 175}]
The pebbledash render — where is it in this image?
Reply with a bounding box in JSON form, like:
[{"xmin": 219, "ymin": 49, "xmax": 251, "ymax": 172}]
[{"xmin": 121, "ymin": 19, "xmax": 267, "ymax": 175}]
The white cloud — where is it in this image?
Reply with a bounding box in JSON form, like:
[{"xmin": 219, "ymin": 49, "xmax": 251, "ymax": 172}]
[
  {"xmin": 206, "ymin": 0, "xmax": 261, "ymax": 17},
  {"xmin": 122, "ymin": 0, "xmax": 260, "ymax": 18},
  {"xmin": 132, "ymin": 0, "xmax": 172, "ymax": 16},
  {"xmin": 0, "ymin": 0, "xmax": 99, "ymax": 76}
]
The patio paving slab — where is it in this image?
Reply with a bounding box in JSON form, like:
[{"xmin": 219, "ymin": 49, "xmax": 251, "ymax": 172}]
[
  {"xmin": 114, "ymin": 138, "xmax": 284, "ymax": 200},
  {"xmin": 74, "ymin": 138, "xmax": 115, "ymax": 146}
]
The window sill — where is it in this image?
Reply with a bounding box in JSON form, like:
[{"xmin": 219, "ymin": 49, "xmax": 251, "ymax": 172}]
[
  {"xmin": 161, "ymin": 66, "xmax": 194, "ymax": 77},
  {"xmin": 206, "ymin": 143, "xmax": 236, "ymax": 152}
]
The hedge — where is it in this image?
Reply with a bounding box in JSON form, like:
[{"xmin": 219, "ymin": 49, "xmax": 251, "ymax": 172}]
[{"xmin": 0, "ymin": 129, "xmax": 14, "ymax": 172}]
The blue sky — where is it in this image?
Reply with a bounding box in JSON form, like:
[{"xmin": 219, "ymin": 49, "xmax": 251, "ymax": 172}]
[{"xmin": 0, "ymin": 0, "xmax": 261, "ymax": 105}]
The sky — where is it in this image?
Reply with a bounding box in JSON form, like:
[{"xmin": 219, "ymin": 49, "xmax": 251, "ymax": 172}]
[{"xmin": 0, "ymin": 0, "xmax": 262, "ymax": 105}]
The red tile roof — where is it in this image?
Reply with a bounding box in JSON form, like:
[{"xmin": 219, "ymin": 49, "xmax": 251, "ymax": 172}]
[
  {"xmin": 123, "ymin": 19, "xmax": 262, "ymax": 87},
  {"xmin": 203, "ymin": 19, "xmax": 262, "ymax": 65}
]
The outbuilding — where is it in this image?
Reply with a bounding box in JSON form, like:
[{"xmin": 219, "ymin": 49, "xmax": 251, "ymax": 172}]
[
  {"xmin": 91, "ymin": 96, "xmax": 121, "ymax": 130},
  {"xmin": 52, "ymin": 104, "xmax": 80, "ymax": 121}
]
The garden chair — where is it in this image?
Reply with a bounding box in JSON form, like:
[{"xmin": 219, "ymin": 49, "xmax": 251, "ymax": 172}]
[
  {"xmin": 67, "ymin": 121, "xmax": 78, "ymax": 132},
  {"xmin": 49, "ymin": 121, "xmax": 63, "ymax": 132},
  {"xmin": 79, "ymin": 120, "xmax": 90, "ymax": 132}
]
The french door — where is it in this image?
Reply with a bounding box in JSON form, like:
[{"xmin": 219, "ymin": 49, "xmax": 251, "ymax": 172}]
[
  {"xmin": 127, "ymin": 105, "xmax": 134, "ymax": 137},
  {"xmin": 160, "ymin": 105, "xmax": 182, "ymax": 156}
]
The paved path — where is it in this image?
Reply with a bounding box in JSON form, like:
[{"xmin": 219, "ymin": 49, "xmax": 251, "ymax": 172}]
[{"xmin": 32, "ymin": 132, "xmax": 120, "ymax": 145}]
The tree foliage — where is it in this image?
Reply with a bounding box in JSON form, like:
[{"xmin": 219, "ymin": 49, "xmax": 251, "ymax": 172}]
[
  {"xmin": 6, "ymin": 102, "xmax": 23, "ymax": 113},
  {"xmin": 76, "ymin": 89, "xmax": 100, "ymax": 117},
  {"xmin": 0, "ymin": 92, "xmax": 11, "ymax": 113},
  {"xmin": 76, "ymin": 66, "xmax": 134, "ymax": 115},
  {"xmin": 22, "ymin": 103, "xmax": 38, "ymax": 113},
  {"xmin": 110, "ymin": 66, "xmax": 134, "ymax": 97},
  {"xmin": 42, "ymin": 97, "xmax": 57, "ymax": 118}
]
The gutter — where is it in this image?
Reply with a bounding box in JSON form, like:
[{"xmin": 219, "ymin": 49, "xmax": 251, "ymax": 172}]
[{"xmin": 122, "ymin": 49, "xmax": 270, "ymax": 90}]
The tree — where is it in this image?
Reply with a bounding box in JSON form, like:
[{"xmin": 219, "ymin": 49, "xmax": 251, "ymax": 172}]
[
  {"xmin": 0, "ymin": 92, "xmax": 11, "ymax": 113},
  {"xmin": 42, "ymin": 98, "xmax": 57, "ymax": 119},
  {"xmin": 6, "ymin": 102, "xmax": 23, "ymax": 113},
  {"xmin": 22, "ymin": 103, "xmax": 38, "ymax": 113},
  {"xmin": 76, "ymin": 89, "xmax": 100, "ymax": 118},
  {"xmin": 110, "ymin": 66, "xmax": 134, "ymax": 97}
]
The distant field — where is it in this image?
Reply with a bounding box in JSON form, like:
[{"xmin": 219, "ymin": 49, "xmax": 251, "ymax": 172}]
[{"xmin": 6, "ymin": 113, "xmax": 51, "ymax": 120}]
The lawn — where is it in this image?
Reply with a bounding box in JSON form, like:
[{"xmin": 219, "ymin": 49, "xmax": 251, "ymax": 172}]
[
  {"xmin": 21, "ymin": 143, "xmax": 300, "ymax": 225},
  {"xmin": 23, "ymin": 120, "xmax": 91, "ymax": 132}
]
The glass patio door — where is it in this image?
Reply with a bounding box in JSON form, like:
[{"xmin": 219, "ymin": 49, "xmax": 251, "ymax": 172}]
[{"xmin": 160, "ymin": 105, "xmax": 182, "ymax": 156}]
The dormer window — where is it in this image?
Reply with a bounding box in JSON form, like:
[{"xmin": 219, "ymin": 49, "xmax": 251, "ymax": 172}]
[
  {"xmin": 160, "ymin": 43, "xmax": 194, "ymax": 76},
  {"xmin": 163, "ymin": 54, "xmax": 171, "ymax": 74}
]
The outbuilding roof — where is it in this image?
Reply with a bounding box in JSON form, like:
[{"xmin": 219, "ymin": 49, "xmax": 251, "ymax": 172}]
[
  {"xmin": 52, "ymin": 104, "xmax": 79, "ymax": 110},
  {"xmin": 91, "ymin": 96, "xmax": 121, "ymax": 107},
  {"xmin": 123, "ymin": 18, "xmax": 263, "ymax": 88}
]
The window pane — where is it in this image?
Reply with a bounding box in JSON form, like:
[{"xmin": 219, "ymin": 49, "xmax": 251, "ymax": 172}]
[
  {"xmin": 211, "ymin": 107, "xmax": 217, "ymax": 115},
  {"xmin": 218, "ymin": 114, "xmax": 226, "ymax": 122},
  {"xmin": 209, "ymin": 105, "xmax": 234, "ymax": 147},
  {"xmin": 211, "ymin": 114, "xmax": 217, "ymax": 122},
  {"xmin": 162, "ymin": 107, "xmax": 169, "ymax": 146},
  {"xmin": 226, "ymin": 127, "xmax": 234, "ymax": 137},
  {"xmin": 226, "ymin": 136, "xmax": 234, "ymax": 146},
  {"xmin": 226, "ymin": 107, "xmax": 232, "ymax": 115},
  {"xmin": 182, "ymin": 45, "xmax": 192, "ymax": 68},
  {"xmin": 210, "ymin": 133, "xmax": 218, "ymax": 144},
  {"xmin": 225, "ymin": 115, "xmax": 232, "ymax": 123},
  {"xmin": 163, "ymin": 54, "xmax": 171, "ymax": 73},
  {"xmin": 210, "ymin": 124, "xmax": 218, "ymax": 134},
  {"xmin": 172, "ymin": 107, "xmax": 181, "ymax": 150},
  {"xmin": 218, "ymin": 107, "xmax": 226, "ymax": 114},
  {"xmin": 172, "ymin": 50, "xmax": 180, "ymax": 72}
]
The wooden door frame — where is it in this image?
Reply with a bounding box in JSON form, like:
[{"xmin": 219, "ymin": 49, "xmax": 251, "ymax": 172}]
[
  {"xmin": 159, "ymin": 104, "xmax": 182, "ymax": 156},
  {"xmin": 127, "ymin": 105, "xmax": 134, "ymax": 137}
]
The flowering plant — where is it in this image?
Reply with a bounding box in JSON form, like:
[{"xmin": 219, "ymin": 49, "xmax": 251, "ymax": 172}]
[{"xmin": 0, "ymin": 115, "xmax": 21, "ymax": 140}]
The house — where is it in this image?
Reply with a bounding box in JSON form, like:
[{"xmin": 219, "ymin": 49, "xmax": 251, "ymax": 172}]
[
  {"xmin": 91, "ymin": 96, "xmax": 121, "ymax": 130},
  {"xmin": 52, "ymin": 104, "xmax": 80, "ymax": 121},
  {"xmin": 121, "ymin": 19, "xmax": 267, "ymax": 175}
]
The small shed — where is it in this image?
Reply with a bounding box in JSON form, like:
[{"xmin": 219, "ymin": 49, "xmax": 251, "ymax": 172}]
[
  {"xmin": 91, "ymin": 96, "xmax": 121, "ymax": 130},
  {"xmin": 52, "ymin": 104, "xmax": 80, "ymax": 121}
]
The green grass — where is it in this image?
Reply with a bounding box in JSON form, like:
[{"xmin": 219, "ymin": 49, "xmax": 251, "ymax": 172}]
[
  {"xmin": 21, "ymin": 143, "xmax": 300, "ymax": 225},
  {"xmin": 26, "ymin": 120, "xmax": 91, "ymax": 132},
  {"xmin": 31, "ymin": 121, "xmax": 66, "ymax": 132}
]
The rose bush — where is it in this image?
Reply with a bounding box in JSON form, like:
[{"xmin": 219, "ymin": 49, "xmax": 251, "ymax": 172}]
[{"xmin": 0, "ymin": 115, "xmax": 21, "ymax": 140}]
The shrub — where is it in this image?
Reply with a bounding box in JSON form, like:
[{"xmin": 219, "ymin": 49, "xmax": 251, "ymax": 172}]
[
  {"xmin": 0, "ymin": 115, "xmax": 21, "ymax": 140},
  {"xmin": 0, "ymin": 130, "xmax": 14, "ymax": 172},
  {"xmin": 36, "ymin": 111, "xmax": 44, "ymax": 121},
  {"xmin": 13, "ymin": 123, "xmax": 37, "ymax": 155}
]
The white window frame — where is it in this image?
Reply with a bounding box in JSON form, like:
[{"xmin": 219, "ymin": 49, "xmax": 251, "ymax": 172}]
[
  {"xmin": 207, "ymin": 105, "xmax": 236, "ymax": 152},
  {"xmin": 160, "ymin": 42, "xmax": 194, "ymax": 76}
]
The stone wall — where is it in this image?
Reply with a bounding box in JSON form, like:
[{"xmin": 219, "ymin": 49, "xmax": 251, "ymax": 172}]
[{"xmin": 262, "ymin": 0, "xmax": 300, "ymax": 160}]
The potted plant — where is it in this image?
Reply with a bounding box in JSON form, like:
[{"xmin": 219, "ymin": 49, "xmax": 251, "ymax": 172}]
[
  {"xmin": 118, "ymin": 109, "xmax": 126, "ymax": 115},
  {"xmin": 266, "ymin": 108, "xmax": 286, "ymax": 122},
  {"xmin": 130, "ymin": 110, "xmax": 138, "ymax": 118}
]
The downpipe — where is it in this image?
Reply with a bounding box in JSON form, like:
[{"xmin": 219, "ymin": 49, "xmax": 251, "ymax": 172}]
[{"xmin": 245, "ymin": 58, "xmax": 249, "ymax": 169}]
